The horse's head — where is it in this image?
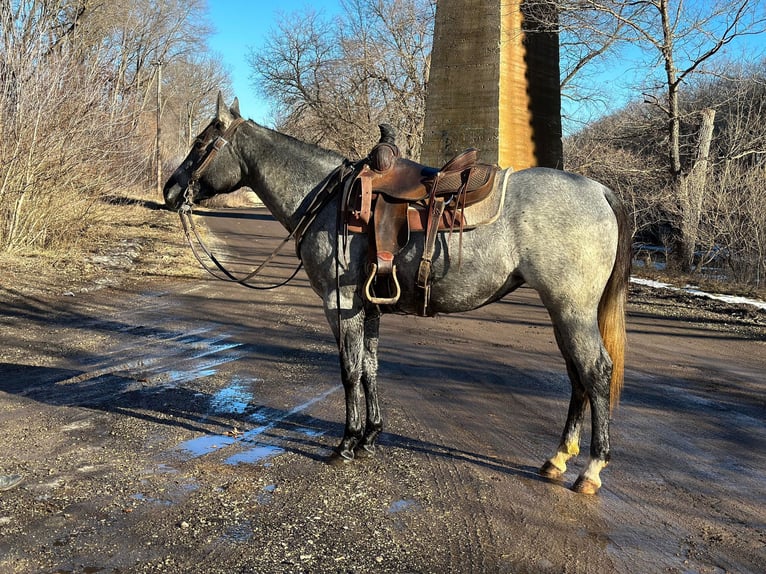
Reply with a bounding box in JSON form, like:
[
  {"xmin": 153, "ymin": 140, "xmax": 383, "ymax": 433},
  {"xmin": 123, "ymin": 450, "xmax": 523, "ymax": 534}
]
[{"xmin": 163, "ymin": 92, "xmax": 246, "ymax": 210}]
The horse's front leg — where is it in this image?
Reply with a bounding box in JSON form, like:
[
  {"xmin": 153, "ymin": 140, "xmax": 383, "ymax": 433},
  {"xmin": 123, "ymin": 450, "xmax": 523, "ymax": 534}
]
[
  {"xmin": 331, "ymin": 310, "xmax": 367, "ymax": 462},
  {"xmin": 357, "ymin": 306, "xmax": 382, "ymax": 456}
]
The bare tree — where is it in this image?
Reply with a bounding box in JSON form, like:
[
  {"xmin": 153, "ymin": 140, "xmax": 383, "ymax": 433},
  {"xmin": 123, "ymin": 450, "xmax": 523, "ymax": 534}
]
[
  {"xmin": 691, "ymin": 63, "xmax": 766, "ymax": 286},
  {"xmin": 249, "ymin": 0, "xmax": 435, "ymax": 159},
  {"xmin": 568, "ymin": 0, "xmax": 766, "ymax": 271},
  {"xmin": 567, "ymin": 56, "xmax": 766, "ymax": 288},
  {"xmin": 0, "ymin": 0, "xmax": 141, "ymax": 250},
  {"xmin": 0, "ymin": 0, "xmax": 230, "ymax": 252}
]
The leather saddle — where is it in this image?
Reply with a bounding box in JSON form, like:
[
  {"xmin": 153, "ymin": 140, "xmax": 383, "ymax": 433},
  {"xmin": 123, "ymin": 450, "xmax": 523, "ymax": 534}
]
[{"xmin": 343, "ymin": 126, "xmax": 499, "ymax": 315}]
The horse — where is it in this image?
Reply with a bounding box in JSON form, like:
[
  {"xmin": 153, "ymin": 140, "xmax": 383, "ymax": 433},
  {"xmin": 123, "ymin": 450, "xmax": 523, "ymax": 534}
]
[{"xmin": 164, "ymin": 94, "xmax": 632, "ymax": 495}]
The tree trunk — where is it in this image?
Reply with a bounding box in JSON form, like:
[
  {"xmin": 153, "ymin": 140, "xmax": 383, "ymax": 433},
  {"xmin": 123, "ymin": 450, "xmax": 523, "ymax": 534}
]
[{"xmin": 670, "ymin": 108, "xmax": 716, "ymax": 272}]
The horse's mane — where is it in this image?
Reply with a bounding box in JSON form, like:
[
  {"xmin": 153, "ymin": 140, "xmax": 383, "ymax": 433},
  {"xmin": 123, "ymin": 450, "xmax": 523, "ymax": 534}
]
[{"xmin": 248, "ymin": 119, "xmax": 343, "ymax": 164}]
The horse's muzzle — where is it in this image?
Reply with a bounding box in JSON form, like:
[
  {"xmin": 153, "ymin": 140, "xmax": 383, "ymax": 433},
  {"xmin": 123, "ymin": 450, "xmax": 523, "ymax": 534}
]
[{"xmin": 163, "ymin": 180, "xmax": 186, "ymax": 210}]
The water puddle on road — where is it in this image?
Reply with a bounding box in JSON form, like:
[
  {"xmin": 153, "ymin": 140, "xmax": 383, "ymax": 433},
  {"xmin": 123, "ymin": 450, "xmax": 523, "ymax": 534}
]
[
  {"xmin": 294, "ymin": 426, "xmax": 325, "ymax": 438},
  {"xmin": 175, "ymin": 381, "xmax": 338, "ymax": 464},
  {"xmin": 130, "ymin": 493, "xmax": 174, "ymax": 506},
  {"xmin": 225, "ymin": 445, "xmax": 285, "ymax": 466},
  {"xmin": 248, "ymin": 406, "xmax": 284, "ymax": 424},
  {"xmin": 387, "ymin": 499, "xmax": 420, "ymax": 513},
  {"xmin": 210, "ymin": 379, "xmax": 257, "ymax": 414},
  {"xmin": 178, "ymin": 434, "xmax": 238, "ymax": 458},
  {"xmin": 222, "ymin": 520, "xmax": 255, "ymax": 543},
  {"xmin": 387, "ymin": 499, "xmax": 421, "ymax": 532},
  {"xmin": 257, "ymin": 484, "xmax": 277, "ymax": 505}
]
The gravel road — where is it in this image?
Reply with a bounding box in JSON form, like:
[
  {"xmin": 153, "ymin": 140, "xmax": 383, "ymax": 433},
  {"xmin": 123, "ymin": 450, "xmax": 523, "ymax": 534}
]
[{"xmin": 1, "ymin": 207, "xmax": 764, "ymax": 573}]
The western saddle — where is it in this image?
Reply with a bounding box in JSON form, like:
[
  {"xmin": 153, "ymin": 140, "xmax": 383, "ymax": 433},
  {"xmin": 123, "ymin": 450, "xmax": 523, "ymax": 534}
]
[{"xmin": 343, "ymin": 125, "xmax": 499, "ymax": 315}]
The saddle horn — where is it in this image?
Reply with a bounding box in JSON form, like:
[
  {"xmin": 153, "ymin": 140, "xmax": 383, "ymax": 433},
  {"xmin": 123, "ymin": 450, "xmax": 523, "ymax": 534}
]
[
  {"xmin": 378, "ymin": 124, "xmax": 397, "ymax": 145},
  {"xmin": 368, "ymin": 124, "xmax": 400, "ymax": 173}
]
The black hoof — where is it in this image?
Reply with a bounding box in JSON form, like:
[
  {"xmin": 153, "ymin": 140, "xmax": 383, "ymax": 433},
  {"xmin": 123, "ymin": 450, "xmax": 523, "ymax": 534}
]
[
  {"xmin": 327, "ymin": 449, "xmax": 355, "ymax": 466},
  {"xmin": 355, "ymin": 444, "xmax": 376, "ymax": 459}
]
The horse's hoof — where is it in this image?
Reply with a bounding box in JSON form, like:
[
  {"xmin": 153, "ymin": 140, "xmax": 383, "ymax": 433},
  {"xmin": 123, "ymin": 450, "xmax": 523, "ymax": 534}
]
[
  {"xmin": 571, "ymin": 476, "xmax": 600, "ymax": 495},
  {"xmin": 327, "ymin": 450, "xmax": 354, "ymax": 466},
  {"xmin": 539, "ymin": 460, "xmax": 564, "ymax": 480},
  {"xmin": 355, "ymin": 444, "xmax": 376, "ymax": 459}
]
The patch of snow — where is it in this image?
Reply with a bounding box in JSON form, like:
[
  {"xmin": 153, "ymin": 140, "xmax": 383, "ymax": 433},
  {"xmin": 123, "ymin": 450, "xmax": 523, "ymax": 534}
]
[{"xmin": 630, "ymin": 277, "xmax": 766, "ymax": 311}]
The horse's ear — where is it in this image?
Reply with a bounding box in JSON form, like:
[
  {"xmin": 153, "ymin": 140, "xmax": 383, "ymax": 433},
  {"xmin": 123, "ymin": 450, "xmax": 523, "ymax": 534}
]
[
  {"xmin": 216, "ymin": 91, "xmax": 228, "ymax": 121},
  {"xmin": 230, "ymin": 97, "xmax": 240, "ymax": 117}
]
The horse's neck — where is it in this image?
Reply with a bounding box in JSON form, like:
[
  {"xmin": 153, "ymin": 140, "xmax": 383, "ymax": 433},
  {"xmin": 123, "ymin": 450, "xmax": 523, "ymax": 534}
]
[{"xmin": 239, "ymin": 123, "xmax": 342, "ymax": 232}]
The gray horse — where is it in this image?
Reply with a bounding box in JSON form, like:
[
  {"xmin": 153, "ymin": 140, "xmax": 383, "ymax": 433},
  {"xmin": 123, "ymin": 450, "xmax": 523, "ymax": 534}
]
[{"xmin": 164, "ymin": 94, "xmax": 632, "ymax": 494}]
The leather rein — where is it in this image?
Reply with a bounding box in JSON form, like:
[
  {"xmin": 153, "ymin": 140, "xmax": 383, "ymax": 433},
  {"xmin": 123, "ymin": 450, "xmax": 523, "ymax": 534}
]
[{"xmin": 178, "ymin": 118, "xmax": 350, "ymax": 290}]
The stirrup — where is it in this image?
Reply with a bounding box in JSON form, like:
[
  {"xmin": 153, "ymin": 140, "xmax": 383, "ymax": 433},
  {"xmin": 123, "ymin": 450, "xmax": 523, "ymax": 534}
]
[{"xmin": 364, "ymin": 263, "xmax": 401, "ymax": 305}]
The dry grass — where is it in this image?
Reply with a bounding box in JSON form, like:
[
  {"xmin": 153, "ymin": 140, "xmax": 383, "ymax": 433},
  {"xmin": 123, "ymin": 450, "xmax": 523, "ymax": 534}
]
[{"xmin": 0, "ymin": 186, "xmax": 203, "ymax": 299}]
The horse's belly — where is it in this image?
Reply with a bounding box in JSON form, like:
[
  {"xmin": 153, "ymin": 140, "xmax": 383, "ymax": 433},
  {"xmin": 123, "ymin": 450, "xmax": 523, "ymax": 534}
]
[{"xmin": 391, "ymin": 249, "xmax": 518, "ymax": 315}]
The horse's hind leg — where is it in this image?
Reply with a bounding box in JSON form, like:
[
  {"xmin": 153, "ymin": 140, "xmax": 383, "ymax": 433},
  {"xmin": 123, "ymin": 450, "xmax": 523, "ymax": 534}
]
[
  {"xmin": 542, "ymin": 316, "xmax": 613, "ymax": 494},
  {"xmin": 540, "ymin": 358, "xmax": 588, "ymax": 480}
]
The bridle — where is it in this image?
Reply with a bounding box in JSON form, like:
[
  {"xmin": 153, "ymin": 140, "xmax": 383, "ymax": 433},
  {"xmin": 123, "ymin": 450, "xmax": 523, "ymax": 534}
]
[
  {"xmin": 191, "ymin": 117, "xmax": 245, "ymax": 184},
  {"xmin": 178, "ymin": 116, "xmax": 305, "ymax": 290},
  {"xmin": 177, "ymin": 117, "xmax": 352, "ymax": 290}
]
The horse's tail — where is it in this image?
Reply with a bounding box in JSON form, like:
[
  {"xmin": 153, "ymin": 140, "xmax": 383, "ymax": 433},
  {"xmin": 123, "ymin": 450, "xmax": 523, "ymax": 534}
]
[{"xmin": 598, "ymin": 189, "xmax": 632, "ymax": 412}]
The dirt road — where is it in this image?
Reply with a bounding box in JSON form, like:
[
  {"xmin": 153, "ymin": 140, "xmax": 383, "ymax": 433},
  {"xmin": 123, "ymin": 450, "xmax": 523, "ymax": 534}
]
[{"xmin": 1, "ymin": 207, "xmax": 764, "ymax": 573}]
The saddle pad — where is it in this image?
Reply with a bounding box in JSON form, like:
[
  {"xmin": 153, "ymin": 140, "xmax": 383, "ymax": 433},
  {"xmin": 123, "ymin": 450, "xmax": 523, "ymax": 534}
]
[{"xmin": 407, "ymin": 167, "xmax": 511, "ymax": 232}]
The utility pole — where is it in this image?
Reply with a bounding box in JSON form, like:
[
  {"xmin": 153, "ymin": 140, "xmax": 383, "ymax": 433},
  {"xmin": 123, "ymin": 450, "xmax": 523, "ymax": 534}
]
[{"xmin": 152, "ymin": 60, "xmax": 163, "ymax": 197}]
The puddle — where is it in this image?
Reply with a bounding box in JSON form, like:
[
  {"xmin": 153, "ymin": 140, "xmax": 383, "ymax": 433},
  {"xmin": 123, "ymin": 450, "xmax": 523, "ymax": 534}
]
[
  {"xmin": 242, "ymin": 424, "xmax": 271, "ymax": 440},
  {"xmin": 131, "ymin": 342, "xmax": 247, "ymax": 388},
  {"xmin": 178, "ymin": 434, "xmax": 238, "ymax": 457},
  {"xmin": 156, "ymin": 368, "xmax": 218, "ymax": 386},
  {"xmin": 387, "ymin": 499, "xmax": 420, "ymax": 532},
  {"xmin": 62, "ymin": 336, "xmax": 244, "ymax": 389},
  {"xmin": 295, "ymin": 426, "xmax": 325, "ymax": 437},
  {"xmin": 249, "ymin": 406, "xmax": 283, "ymax": 424},
  {"xmin": 222, "ymin": 520, "xmax": 254, "ymax": 543},
  {"xmin": 257, "ymin": 484, "xmax": 277, "ymax": 505},
  {"xmin": 388, "ymin": 499, "xmax": 420, "ymax": 513},
  {"xmin": 176, "ymin": 385, "xmax": 338, "ymax": 461},
  {"xmin": 210, "ymin": 380, "xmax": 256, "ymax": 414},
  {"xmin": 144, "ymin": 463, "xmax": 178, "ymax": 475},
  {"xmin": 225, "ymin": 445, "xmax": 284, "ymax": 465},
  {"xmin": 61, "ymin": 420, "xmax": 93, "ymax": 432},
  {"xmin": 131, "ymin": 493, "xmax": 174, "ymax": 506}
]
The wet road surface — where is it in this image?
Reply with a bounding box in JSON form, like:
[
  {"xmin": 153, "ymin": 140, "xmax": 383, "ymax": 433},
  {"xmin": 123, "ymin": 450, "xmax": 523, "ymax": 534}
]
[{"xmin": 1, "ymin": 207, "xmax": 764, "ymax": 573}]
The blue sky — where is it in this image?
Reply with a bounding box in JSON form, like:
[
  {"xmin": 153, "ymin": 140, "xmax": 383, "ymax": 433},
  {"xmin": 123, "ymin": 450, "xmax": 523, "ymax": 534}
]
[
  {"xmin": 206, "ymin": 0, "xmax": 341, "ymax": 125},
  {"xmin": 206, "ymin": 1, "xmax": 764, "ymax": 131}
]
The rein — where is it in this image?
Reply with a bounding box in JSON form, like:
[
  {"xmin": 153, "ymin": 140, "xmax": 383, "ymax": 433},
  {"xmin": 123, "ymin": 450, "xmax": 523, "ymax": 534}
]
[
  {"xmin": 179, "ymin": 200, "xmax": 302, "ymax": 290},
  {"xmin": 178, "ymin": 119, "xmax": 355, "ymax": 290}
]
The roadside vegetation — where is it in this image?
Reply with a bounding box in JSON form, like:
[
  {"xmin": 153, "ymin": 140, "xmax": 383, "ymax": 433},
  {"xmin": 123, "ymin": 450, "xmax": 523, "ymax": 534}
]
[
  {"xmin": 1, "ymin": 0, "xmax": 765, "ymax": 299},
  {"xmin": 0, "ymin": 0, "xmax": 222, "ymax": 292}
]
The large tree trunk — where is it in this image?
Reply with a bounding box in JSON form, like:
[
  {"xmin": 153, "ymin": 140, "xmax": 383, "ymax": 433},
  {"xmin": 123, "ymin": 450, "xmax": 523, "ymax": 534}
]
[{"xmin": 670, "ymin": 108, "xmax": 716, "ymax": 272}]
